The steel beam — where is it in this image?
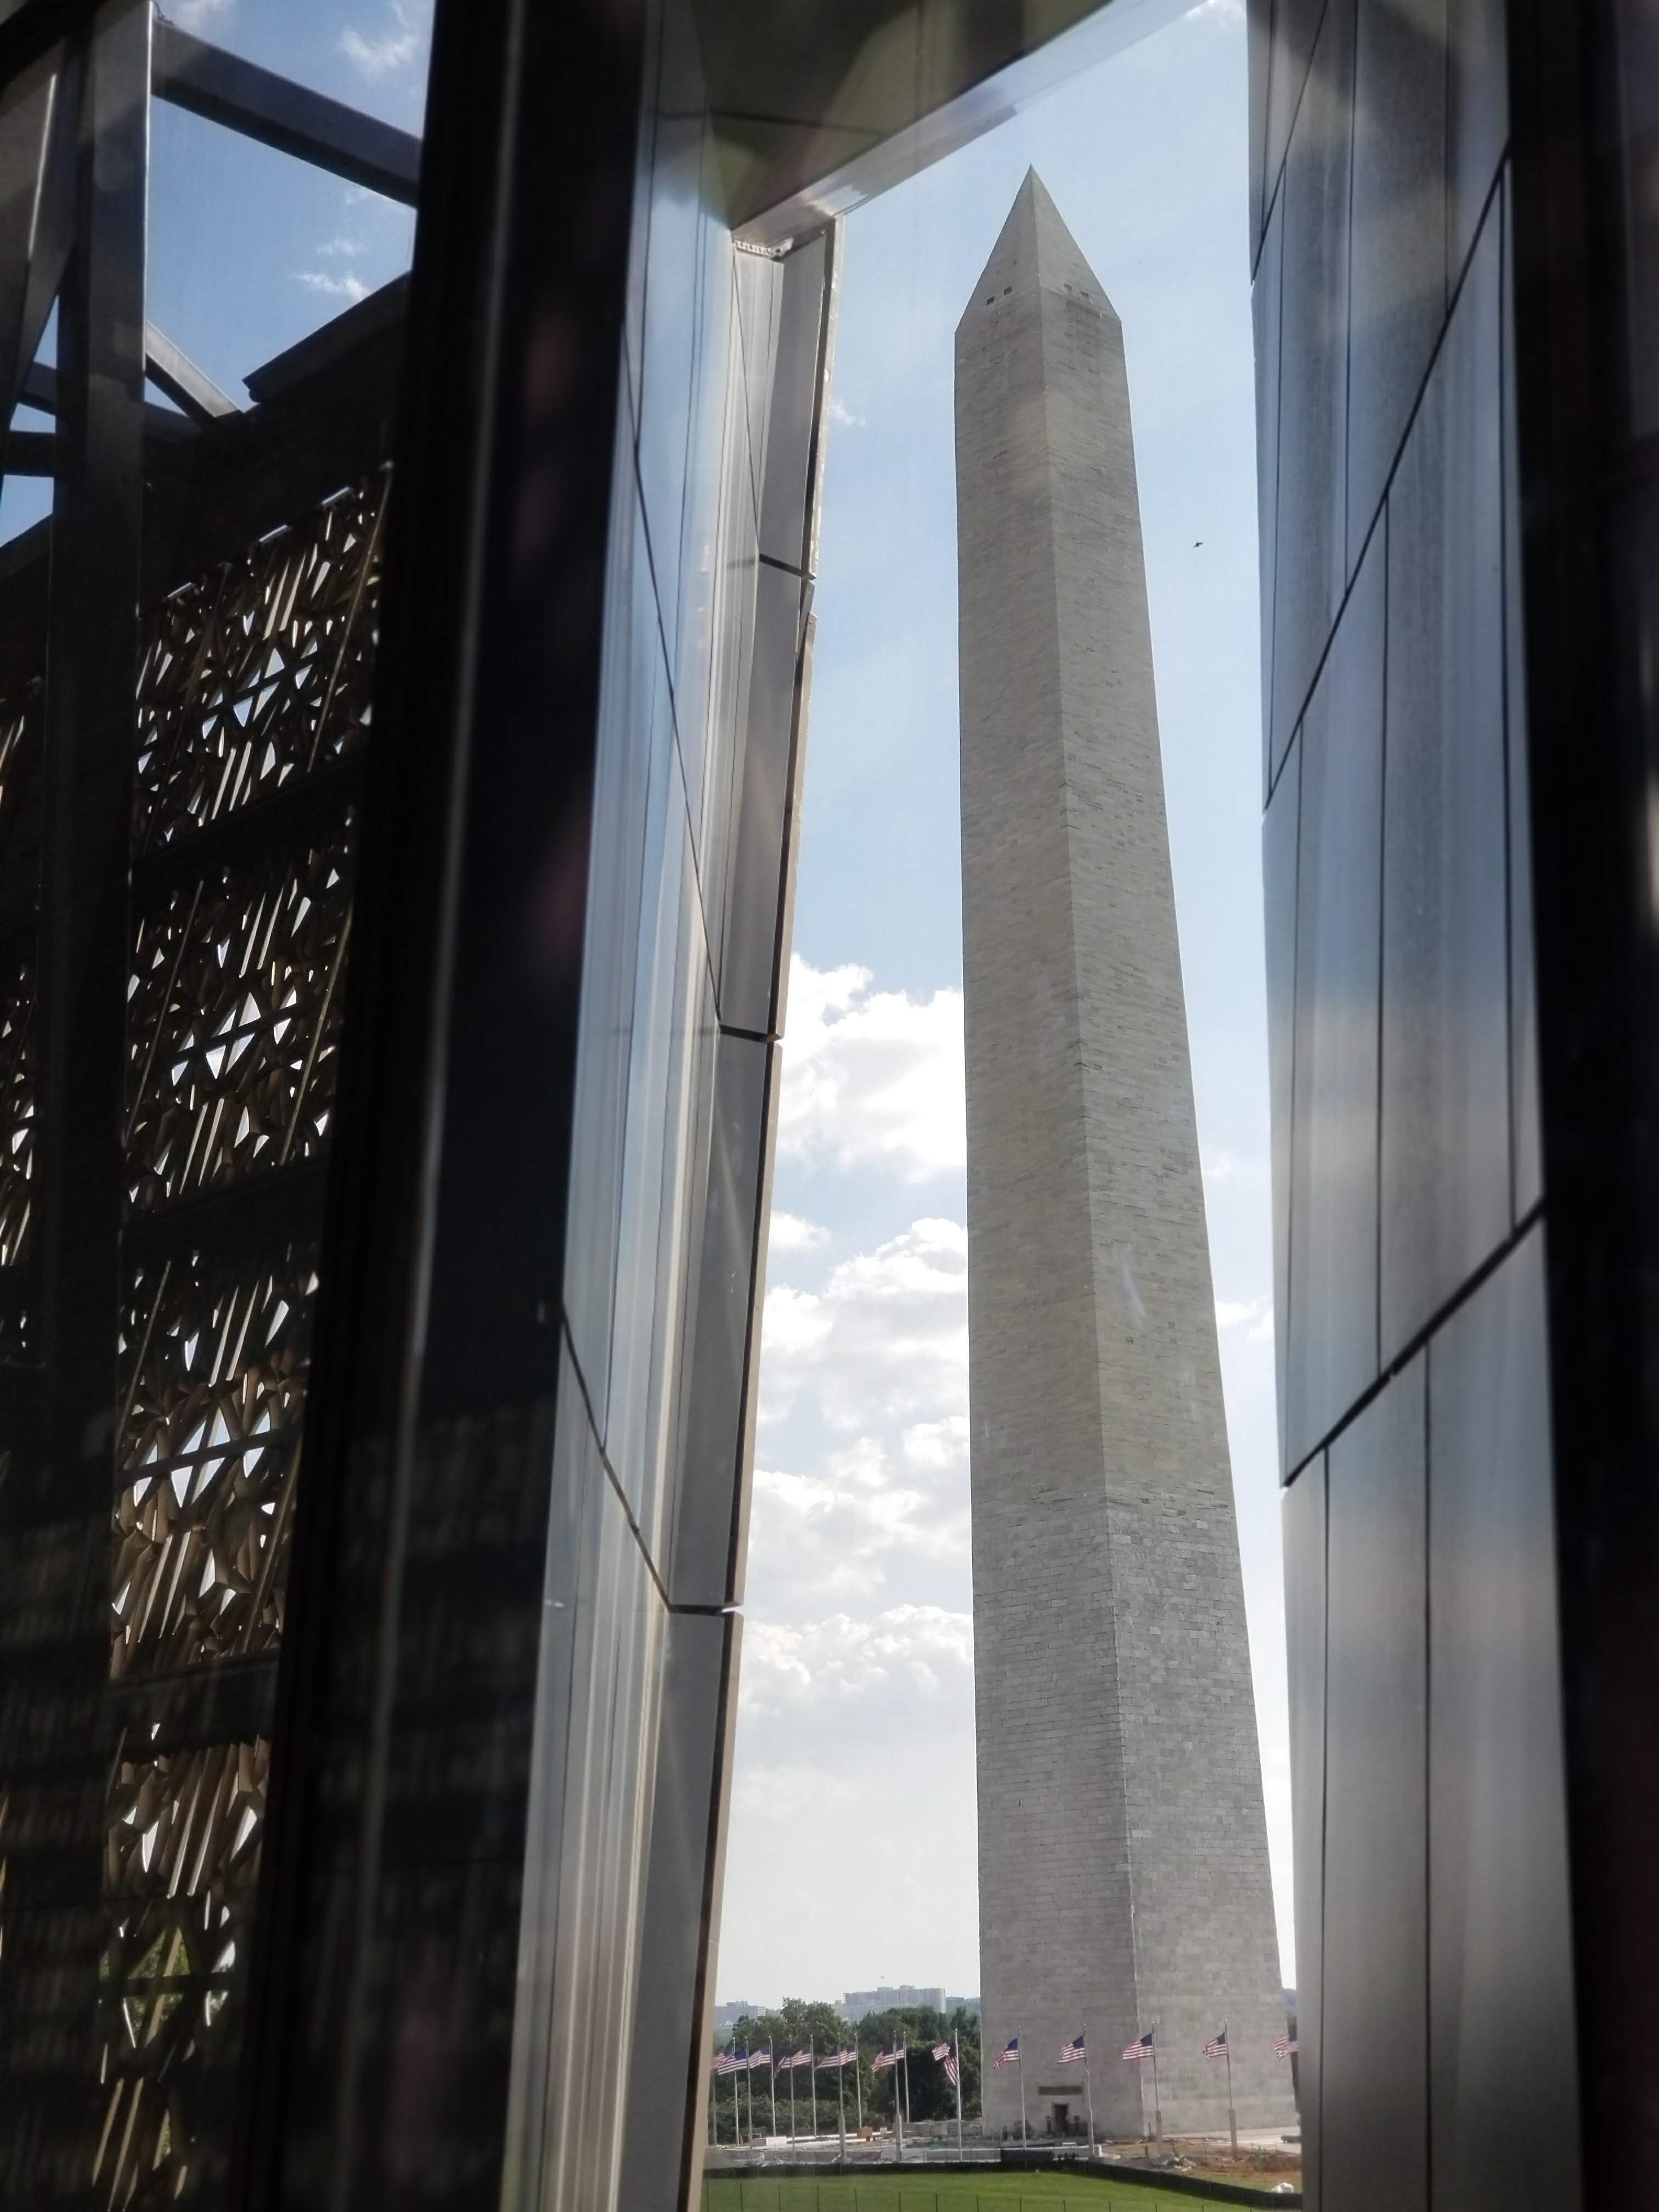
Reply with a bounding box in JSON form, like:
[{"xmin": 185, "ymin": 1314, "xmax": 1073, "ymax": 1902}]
[{"xmin": 151, "ymin": 19, "xmax": 421, "ymax": 205}]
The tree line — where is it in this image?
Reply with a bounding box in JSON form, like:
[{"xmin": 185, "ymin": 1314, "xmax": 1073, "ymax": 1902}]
[{"xmin": 712, "ymin": 2000, "xmax": 982, "ymax": 2135}]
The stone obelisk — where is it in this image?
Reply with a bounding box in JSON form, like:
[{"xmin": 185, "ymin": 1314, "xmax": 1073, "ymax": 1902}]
[{"xmin": 957, "ymin": 173, "xmax": 1293, "ymax": 2142}]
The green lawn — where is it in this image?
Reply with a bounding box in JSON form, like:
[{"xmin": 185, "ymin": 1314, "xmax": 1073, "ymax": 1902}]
[{"xmin": 701, "ymin": 2174, "xmax": 1274, "ymax": 2212}]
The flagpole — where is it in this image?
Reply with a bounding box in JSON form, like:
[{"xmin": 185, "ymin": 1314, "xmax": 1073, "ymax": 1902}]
[
  {"xmin": 902, "ymin": 2040, "xmax": 912, "ymax": 2146},
  {"xmin": 789, "ymin": 2049, "xmax": 796, "ymax": 2143},
  {"xmin": 1224, "ymin": 2026, "xmax": 1237, "ymax": 2157},
  {"xmin": 769, "ymin": 2050, "xmax": 777, "ymax": 2140},
  {"xmin": 953, "ymin": 2030, "xmax": 963, "ymax": 2155},
  {"xmin": 809, "ymin": 2039, "xmax": 816, "ymax": 2142},
  {"xmin": 1083, "ymin": 2013, "xmax": 1094, "ymax": 2155},
  {"xmin": 837, "ymin": 2049, "xmax": 847, "ymax": 2164},
  {"xmin": 1150, "ymin": 2025, "xmax": 1163, "ymax": 2146},
  {"xmin": 895, "ymin": 2038, "xmax": 905, "ymax": 2158},
  {"xmin": 854, "ymin": 2033, "xmax": 864, "ymax": 2135},
  {"xmin": 1019, "ymin": 2027, "xmax": 1027, "ymax": 2146},
  {"xmin": 745, "ymin": 2052, "xmax": 752, "ymax": 2146}
]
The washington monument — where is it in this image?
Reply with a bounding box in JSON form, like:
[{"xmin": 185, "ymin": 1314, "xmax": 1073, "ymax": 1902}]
[{"xmin": 957, "ymin": 174, "xmax": 1293, "ymax": 2140}]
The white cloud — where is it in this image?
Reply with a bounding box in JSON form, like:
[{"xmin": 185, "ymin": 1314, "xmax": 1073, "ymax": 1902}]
[
  {"xmin": 720, "ymin": 1606, "xmax": 979, "ymax": 1998},
  {"xmin": 339, "ymin": 0, "xmax": 428, "ymax": 77},
  {"xmin": 748, "ymin": 1220, "xmax": 969, "ymax": 1612},
  {"xmin": 296, "ymin": 270, "xmax": 369, "ymax": 303},
  {"xmin": 828, "ymin": 396, "xmax": 865, "ymax": 430},
  {"xmin": 748, "ymin": 1433, "xmax": 968, "ymax": 1608},
  {"xmin": 769, "ymin": 1209, "xmax": 828, "ymax": 1254},
  {"xmin": 759, "ymin": 1216, "xmax": 967, "ymax": 1433},
  {"xmin": 778, "ymin": 958, "xmax": 964, "ymax": 1180},
  {"xmin": 171, "ymin": 0, "xmax": 233, "ymax": 26},
  {"xmin": 1201, "ymin": 1145, "xmax": 1268, "ymax": 1188},
  {"xmin": 737, "ymin": 1606, "xmax": 974, "ymax": 1724},
  {"xmin": 1216, "ymin": 1294, "xmax": 1274, "ymax": 1345},
  {"xmin": 316, "ymin": 236, "xmax": 368, "ymax": 259}
]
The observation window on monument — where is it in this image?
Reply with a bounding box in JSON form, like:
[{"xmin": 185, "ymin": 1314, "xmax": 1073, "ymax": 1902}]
[{"xmin": 709, "ymin": 0, "xmax": 1299, "ymax": 2180}]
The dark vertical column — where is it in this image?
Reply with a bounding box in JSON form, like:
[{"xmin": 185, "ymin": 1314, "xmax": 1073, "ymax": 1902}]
[
  {"xmin": 240, "ymin": 3, "xmax": 650, "ymax": 2206},
  {"xmin": 1507, "ymin": 0, "xmax": 1659, "ymax": 2189},
  {"xmin": 34, "ymin": 0, "xmax": 145, "ymax": 1525},
  {"xmin": 0, "ymin": 4, "xmax": 146, "ymax": 2202}
]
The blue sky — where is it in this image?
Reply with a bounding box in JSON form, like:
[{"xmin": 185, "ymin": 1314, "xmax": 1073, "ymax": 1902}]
[
  {"xmin": 715, "ymin": 0, "xmax": 1295, "ymax": 2011},
  {"xmin": 0, "ymin": 0, "xmax": 427, "ymax": 545}
]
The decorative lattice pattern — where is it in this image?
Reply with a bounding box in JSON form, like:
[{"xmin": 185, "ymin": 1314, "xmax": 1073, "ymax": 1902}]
[
  {"xmin": 96, "ymin": 1737, "xmax": 268, "ymax": 2208},
  {"xmin": 124, "ymin": 827, "xmax": 356, "ymax": 1214},
  {"xmin": 0, "ymin": 935, "xmax": 33, "ymax": 1357},
  {"xmin": 113, "ymin": 1245, "xmax": 317, "ymax": 1678},
  {"xmin": 88, "ymin": 471, "xmax": 387, "ymax": 2203},
  {"xmin": 0, "ymin": 682, "xmax": 38, "ymax": 860},
  {"xmin": 134, "ymin": 472, "xmax": 387, "ymax": 851}
]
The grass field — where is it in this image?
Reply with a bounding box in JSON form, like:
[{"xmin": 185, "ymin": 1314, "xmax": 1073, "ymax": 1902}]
[{"xmin": 701, "ymin": 2174, "xmax": 1281, "ymax": 2212}]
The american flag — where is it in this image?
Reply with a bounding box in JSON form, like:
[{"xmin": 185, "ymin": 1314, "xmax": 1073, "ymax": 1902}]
[
  {"xmin": 712, "ymin": 2047, "xmax": 744, "ymax": 2076},
  {"xmin": 1122, "ymin": 2032, "xmax": 1155, "ymax": 2062},
  {"xmin": 815, "ymin": 2047, "xmax": 855, "ymax": 2070},
  {"xmin": 778, "ymin": 2050, "xmax": 812, "ymax": 2072},
  {"xmin": 1203, "ymin": 2028, "xmax": 1228, "ymax": 2058},
  {"xmin": 1058, "ymin": 2033, "xmax": 1086, "ymax": 2066},
  {"xmin": 748, "ymin": 2046, "xmax": 773, "ymax": 2071},
  {"xmin": 932, "ymin": 2040, "xmax": 960, "ymax": 2089},
  {"xmin": 1274, "ymin": 2034, "xmax": 1297, "ymax": 2058},
  {"xmin": 994, "ymin": 2038, "xmax": 1020, "ymax": 2068},
  {"xmin": 872, "ymin": 2044, "xmax": 904, "ymax": 2073}
]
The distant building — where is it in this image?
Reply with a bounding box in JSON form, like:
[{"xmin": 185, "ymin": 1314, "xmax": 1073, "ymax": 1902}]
[
  {"xmin": 843, "ymin": 1985, "xmax": 947, "ymax": 2022},
  {"xmin": 712, "ymin": 2000, "xmax": 759, "ymax": 2035},
  {"xmin": 947, "ymin": 1996, "xmax": 981, "ymax": 2017}
]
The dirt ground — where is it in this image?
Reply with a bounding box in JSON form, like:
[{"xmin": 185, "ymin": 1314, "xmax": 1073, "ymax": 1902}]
[{"xmin": 1160, "ymin": 2140, "xmax": 1302, "ymax": 2188}]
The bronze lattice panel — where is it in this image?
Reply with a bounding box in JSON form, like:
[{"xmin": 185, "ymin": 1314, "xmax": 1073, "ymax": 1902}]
[
  {"xmin": 114, "ymin": 1242, "xmax": 317, "ymax": 1679},
  {"xmin": 0, "ymin": 930, "xmax": 33, "ymax": 1356},
  {"xmin": 97, "ymin": 1736, "xmax": 268, "ymax": 2208},
  {"xmin": 135, "ymin": 472, "xmax": 387, "ymax": 853},
  {"xmin": 124, "ymin": 824, "xmax": 356, "ymax": 1214},
  {"xmin": 0, "ymin": 680, "xmax": 39, "ymax": 866},
  {"xmin": 85, "ymin": 469, "xmax": 388, "ymax": 2202}
]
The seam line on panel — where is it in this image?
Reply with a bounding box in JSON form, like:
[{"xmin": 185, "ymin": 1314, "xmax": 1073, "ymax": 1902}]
[
  {"xmin": 1498, "ymin": 168, "xmax": 1519, "ymax": 1233},
  {"xmin": 629, "ymin": 7, "xmax": 667, "ymax": 449},
  {"xmin": 1252, "ymin": 136, "xmax": 1284, "ymax": 287},
  {"xmin": 1316, "ymin": 1442, "xmax": 1329, "ymax": 2212},
  {"xmin": 1265, "ymin": 159, "xmax": 1509, "ymax": 815},
  {"xmin": 1282, "ymin": 1195, "xmax": 1545, "ymax": 1486},
  {"xmin": 1442, "ymin": 0, "xmax": 1453, "ymax": 315},
  {"xmin": 1250, "ymin": 0, "xmax": 1278, "ymax": 286},
  {"xmin": 730, "ymin": 257, "xmax": 765, "ymax": 529},
  {"xmin": 1422, "ymin": 1328, "xmax": 1434, "ymax": 2211},
  {"xmin": 627, "ymin": 418, "xmax": 726, "ymax": 1029},
  {"xmin": 1262, "ymin": 0, "xmax": 1335, "ymax": 295},
  {"xmin": 1339, "ymin": 0, "xmax": 1354, "ymax": 599},
  {"xmin": 1375, "ymin": 503, "xmax": 1389, "ymax": 1383},
  {"xmin": 559, "ymin": 1312, "xmax": 674, "ymax": 1610},
  {"xmin": 1262, "ymin": 178, "xmax": 1287, "ymax": 800},
  {"xmin": 1280, "ymin": 727, "xmax": 1304, "ymax": 1486},
  {"xmin": 719, "ymin": 1021, "xmax": 771, "ymax": 1045},
  {"xmin": 721, "ymin": 1036, "xmax": 782, "ymax": 1609},
  {"xmin": 758, "ymin": 550, "xmax": 804, "ymax": 578}
]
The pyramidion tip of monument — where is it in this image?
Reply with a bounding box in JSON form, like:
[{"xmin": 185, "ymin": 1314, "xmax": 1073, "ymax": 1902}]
[{"xmin": 957, "ymin": 167, "xmax": 1119, "ymax": 331}]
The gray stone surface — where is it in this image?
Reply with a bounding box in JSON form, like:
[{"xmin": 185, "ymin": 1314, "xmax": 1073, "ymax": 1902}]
[{"xmin": 956, "ymin": 173, "xmax": 1295, "ymax": 2143}]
